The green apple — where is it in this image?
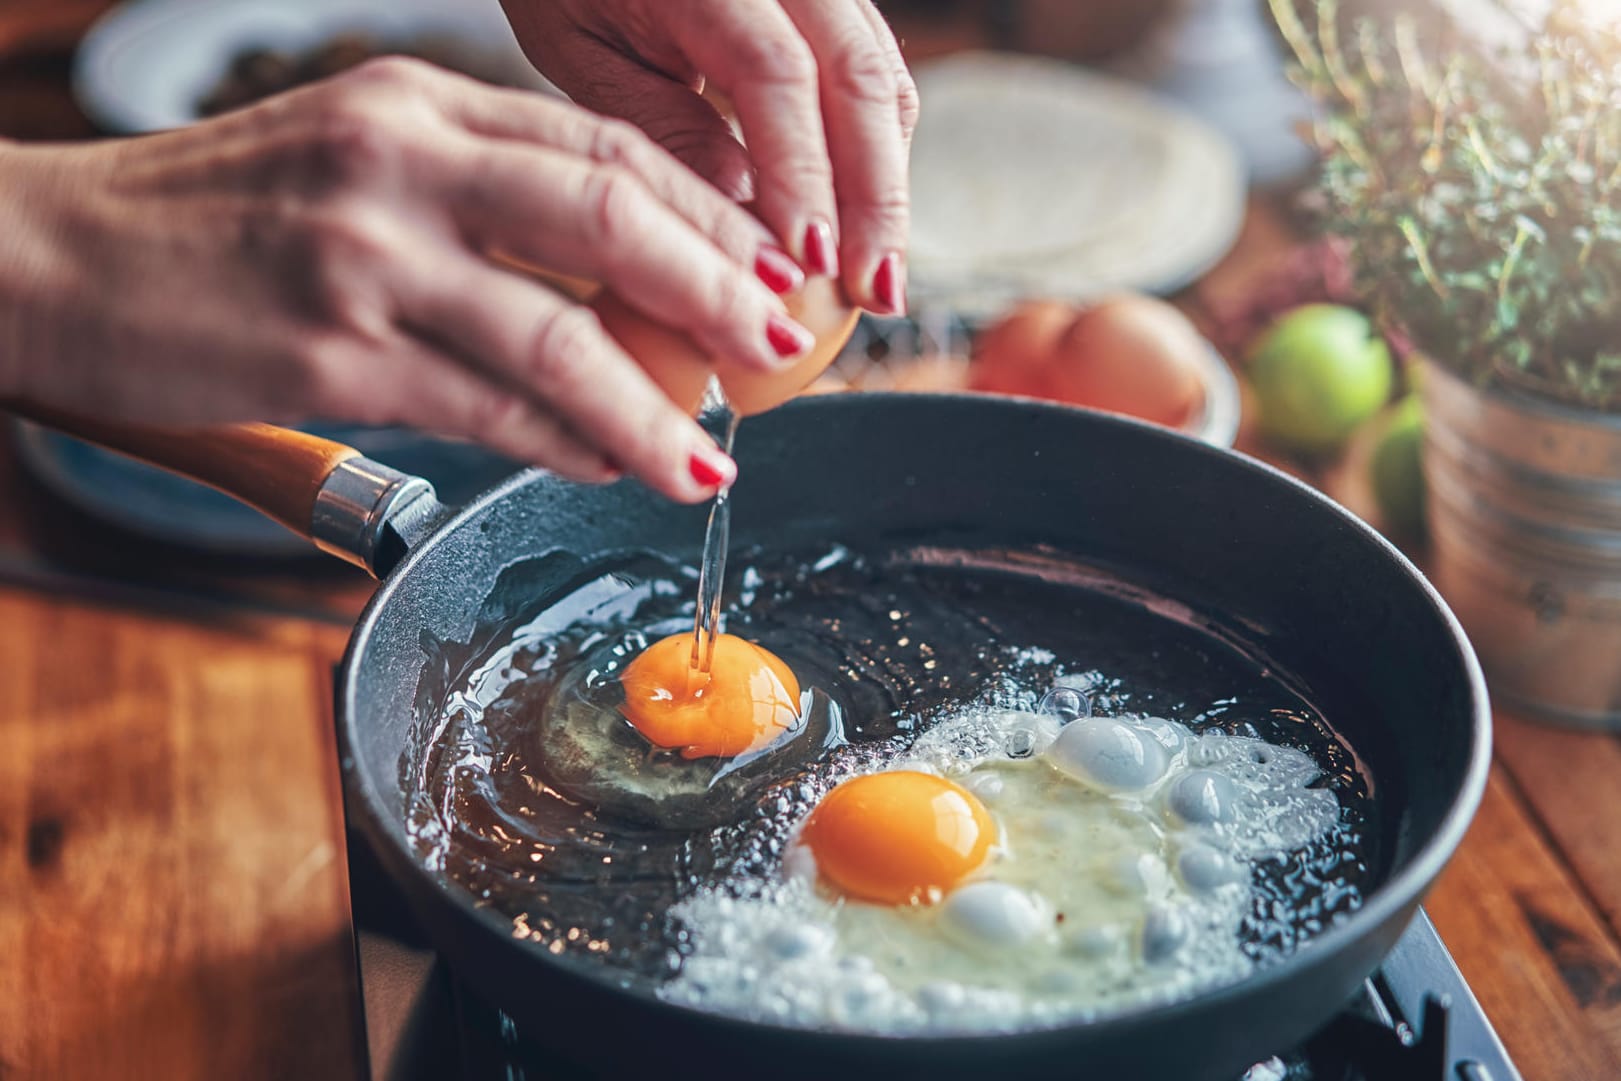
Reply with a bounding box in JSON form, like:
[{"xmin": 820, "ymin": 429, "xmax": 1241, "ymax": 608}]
[
  {"xmin": 1370, "ymin": 393, "xmax": 1426, "ymax": 540},
  {"xmin": 1247, "ymin": 304, "xmax": 1395, "ymax": 455}
]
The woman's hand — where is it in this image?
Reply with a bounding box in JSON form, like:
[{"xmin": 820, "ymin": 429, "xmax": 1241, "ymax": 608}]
[
  {"xmin": 502, "ymin": 0, "xmax": 919, "ymax": 315},
  {"xmin": 0, "ymin": 58, "xmax": 817, "ymax": 501}
]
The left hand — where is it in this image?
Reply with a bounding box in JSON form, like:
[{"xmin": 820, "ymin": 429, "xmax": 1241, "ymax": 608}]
[{"xmin": 501, "ymin": 0, "xmax": 919, "ymax": 315}]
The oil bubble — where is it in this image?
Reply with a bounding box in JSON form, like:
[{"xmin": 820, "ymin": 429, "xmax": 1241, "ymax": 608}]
[
  {"xmin": 939, "ymin": 882, "xmax": 1048, "ymax": 950},
  {"xmin": 1167, "ymin": 770, "xmax": 1240, "ymax": 826},
  {"xmin": 1038, "ymin": 687, "xmax": 1090, "ymax": 721},
  {"xmin": 1176, "ymin": 844, "xmax": 1244, "ymax": 893},
  {"xmin": 1047, "ymin": 717, "xmax": 1171, "ymax": 792},
  {"xmin": 1142, "ymin": 905, "xmax": 1189, "ymax": 962}
]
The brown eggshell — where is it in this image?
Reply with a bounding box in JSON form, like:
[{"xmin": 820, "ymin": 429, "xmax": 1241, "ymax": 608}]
[
  {"xmin": 722, "ymin": 277, "xmax": 860, "ymax": 415},
  {"xmin": 967, "ymin": 300, "xmax": 1079, "ymax": 398},
  {"xmin": 591, "ymin": 277, "xmax": 859, "ymax": 417},
  {"xmin": 591, "ymin": 291, "xmax": 713, "ymax": 414},
  {"xmin": 1049, "ymin": 294, "xmax": 1205, "ymax": 428}
]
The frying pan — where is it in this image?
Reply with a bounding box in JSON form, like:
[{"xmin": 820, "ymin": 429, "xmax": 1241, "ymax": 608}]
[{"xmin": 11, "ymin": 394, "xmax": 1490, "ymax": 1080}]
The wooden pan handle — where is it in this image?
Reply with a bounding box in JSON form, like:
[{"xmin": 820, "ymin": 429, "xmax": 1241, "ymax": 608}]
[{"xmin": 3, "ymin": 400, "xmax": 361, "ymax": 539}]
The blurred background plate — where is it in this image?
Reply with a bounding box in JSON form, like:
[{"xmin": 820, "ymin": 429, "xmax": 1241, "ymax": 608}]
[
  {"xmin": 908, "ymin": 51, "xmax": 1246, "ymax": 318},
  {"xmin": 73, "ymin": 0, "xmax": 544, "ymax": 134},
  {"xmin": 11, "ymin": 421, "xmax": 520, "ymax": 560}
]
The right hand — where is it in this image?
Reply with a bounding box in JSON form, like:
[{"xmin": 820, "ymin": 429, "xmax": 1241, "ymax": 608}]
[
  {"xmin": 0, "ymin": 58, "xmax": 817, "ymax": 501},
  {"xmin": 502, "ymin": 0, "xmax": 919, "ymax": 316}
]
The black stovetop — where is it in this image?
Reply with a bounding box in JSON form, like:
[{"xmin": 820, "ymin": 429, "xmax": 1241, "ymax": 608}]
[{"xmin": 347, "ymin": 834, "xmax": 1520, "ymax": 1081}]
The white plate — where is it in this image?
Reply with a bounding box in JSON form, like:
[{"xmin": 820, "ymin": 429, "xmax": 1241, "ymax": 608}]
[
  {"xmin": 908, "ymin": 52, "xmax": 1246, "ymax": 318},
  {"xmin": 74, "ymin": 0, "xmax": 546, "ymax": 134}
]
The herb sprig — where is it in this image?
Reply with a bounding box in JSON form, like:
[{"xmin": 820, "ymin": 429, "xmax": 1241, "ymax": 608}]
[{"xmin": 1272, "ymin": 0, "xmax": 1621, "ymax": 409}]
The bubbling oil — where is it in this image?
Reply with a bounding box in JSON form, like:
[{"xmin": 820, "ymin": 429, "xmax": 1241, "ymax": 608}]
[{"xmin": 404, "ymin": 545, "xmax": 1375, "ymax": 1003}]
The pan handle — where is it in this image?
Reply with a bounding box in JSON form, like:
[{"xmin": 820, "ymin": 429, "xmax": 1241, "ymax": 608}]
[{"xmin": 3, "ymin": 400, "xmax": 443, "ymax": 577}]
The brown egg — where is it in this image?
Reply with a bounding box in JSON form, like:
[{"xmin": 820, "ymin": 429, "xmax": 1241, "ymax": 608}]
[
  {"xmin": 968, "ymin": 300, "xmax": 1077, "ymax": 398},
  {"xmin": 489, "ymin": 246, "xmax": 858, "ymax": 417},
  {"xmin": 592, "ymin": 277, "xmax": 859, "ymax": 417},
  {"xmin": 1052, "ymin": 295, "xmax": 1205, "ymax": 428},
  {"xmin": 885, "ymin": 354, "xmax": 972, "ymax": 393}
]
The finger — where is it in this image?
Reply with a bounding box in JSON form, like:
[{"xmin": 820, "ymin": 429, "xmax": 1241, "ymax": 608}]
[
  {"xmin": 426, "ymin": 74, "xmax": 777, "ymax": 273},
  {"xmin": 438, "ymin": 137, "xmax": 813, "ymax": 374},
  {"xmin": 394, "ymin": 259, "xmax": 736, "ymax": 503},
  {"xmin": 301, "ymin": 332, "xmax": 617, "ymax": 483},
  {"xmin": 652, "ymin": 0, "xmax": 840, "ymax": 277},
  {"xmin": 854, "ymin": 0, "xmax": 920, "ymax": 142},
  {"xmin": 782, "ymin": 0, "xmax": 912, "ymax": 315}
]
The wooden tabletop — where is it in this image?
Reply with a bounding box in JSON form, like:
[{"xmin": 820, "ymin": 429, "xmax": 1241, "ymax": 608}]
[{"xmin": 2, "ymin": 8, "xmax": 1621, "ymax": 1081}]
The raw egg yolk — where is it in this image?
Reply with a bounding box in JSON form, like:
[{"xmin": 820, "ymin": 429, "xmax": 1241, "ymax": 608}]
[
  {"xmin": 798, "ymin": 771, "xmax": 995, "ymax": 905},
  {"xmin": 618, "ymin": 632, "xmax": 800, "ymax": 759}
]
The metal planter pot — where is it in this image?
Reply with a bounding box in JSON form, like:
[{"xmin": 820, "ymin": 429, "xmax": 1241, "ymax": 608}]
[{"xmin": 1422, "ymin": 359, "xmax": 1621, "ymax": 727}]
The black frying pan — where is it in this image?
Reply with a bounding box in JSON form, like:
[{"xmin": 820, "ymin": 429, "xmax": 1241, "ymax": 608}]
[{"xmin": 13, "ymin": 394, "xmax": 1490, "ymax": 1080}]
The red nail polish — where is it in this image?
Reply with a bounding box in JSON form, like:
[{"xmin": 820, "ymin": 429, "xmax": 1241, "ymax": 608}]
[
  {"xmin": 872, "ymin": 252, "xmax": 906, "ymax": 315},
  {"xmin": 766, "ymin": 313, "xmax": 812, "ymax": 358},
  {"xmin": 803, "ymin": 219, "xmax": 838, "ymax": 277},
  {"xmin": 689, "ymin": 450, "xmax": 734, "ymax": 488},
  {"xmin": 754, "ymin": 246, "xmax": 804, "ymax": 295}
]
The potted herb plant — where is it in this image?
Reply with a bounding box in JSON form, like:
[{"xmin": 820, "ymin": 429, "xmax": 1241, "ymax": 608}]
[{"xmin": 1273, "ymin": 0, "xmax": 1621, "ymax": 726}]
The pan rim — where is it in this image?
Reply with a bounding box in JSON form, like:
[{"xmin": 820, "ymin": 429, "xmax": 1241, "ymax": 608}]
[{"xmin": 337, "ymin": 392, "xmax": 1492, "ymax": 1048}]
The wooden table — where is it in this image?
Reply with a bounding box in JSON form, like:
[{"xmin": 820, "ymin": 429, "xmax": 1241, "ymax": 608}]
[{"xmin": 3, "ymin": 8, "xmax": 1621, "ymax": 1081}]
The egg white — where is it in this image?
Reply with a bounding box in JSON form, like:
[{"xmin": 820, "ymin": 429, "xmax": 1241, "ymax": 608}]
[{"xmin": 662, "ymin": 698, "xmax": 1342, "ymax": 1033}]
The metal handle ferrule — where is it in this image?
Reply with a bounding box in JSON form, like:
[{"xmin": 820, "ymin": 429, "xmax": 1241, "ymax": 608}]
[{"xmin": 311, "ymin": 457, "xmax": 441, "ymax": 577}]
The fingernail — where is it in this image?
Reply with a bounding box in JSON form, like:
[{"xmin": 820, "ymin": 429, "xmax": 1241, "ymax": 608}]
[
  {"xmin": 754, "ymin": 245, "xmax": 804, "ymax": 295},
  {"xmin": 766, "ymin": 312, "xmax": 814, "ymax": 359},
  {"xmin": 689, "ymin": 448, "xmax": 736, "ymax": 489},
  {"xmin": 871, "ymin": 252, "xmax": 906, "ymax": 316},
  {"xmin": 803, "ymin": 219, "xmax": 838, "ymax": 277}
]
